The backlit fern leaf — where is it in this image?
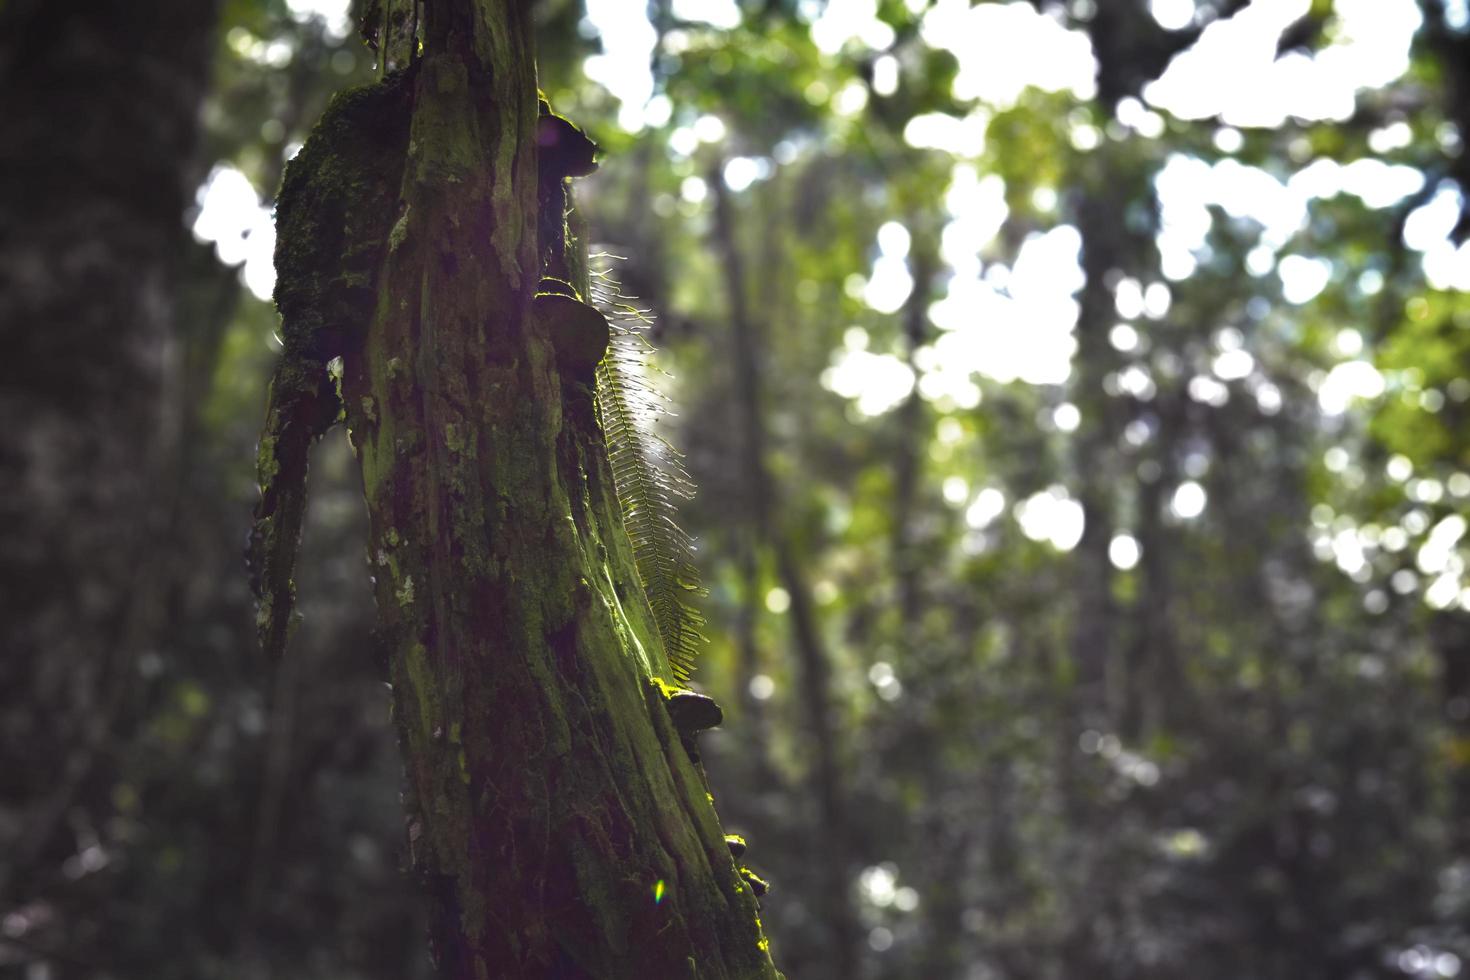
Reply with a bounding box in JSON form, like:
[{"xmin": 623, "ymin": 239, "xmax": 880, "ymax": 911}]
[{"xmin": 589, "ymin": 260, "xmax": 707, "ymax": 684}]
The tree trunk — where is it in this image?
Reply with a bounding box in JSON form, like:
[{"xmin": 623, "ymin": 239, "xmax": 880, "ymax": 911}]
[
  {"xmin": 1066, "ymin": 162, "xmax": 1127, "ymax": 728},
  {"xmin": 0, "ymin": 0, "xmax": 219, "ymax": 906},
  {"xmin": 317, "ymin": 3, "xmax": 778, "ymax": 975},
  {"xmin": 708, "ymin": 158, "xmax": 860, "ymax": 980}
]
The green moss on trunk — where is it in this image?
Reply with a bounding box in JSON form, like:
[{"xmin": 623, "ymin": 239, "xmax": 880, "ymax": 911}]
[{"xmin": 326, "ymin": 1, "xmax": 780, "ymax": 975}]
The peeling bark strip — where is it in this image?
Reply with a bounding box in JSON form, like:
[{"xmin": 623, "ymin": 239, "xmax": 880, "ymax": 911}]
[{"xmin": 263, "ymin": 1, "xmax": 781, "ymax": 975}]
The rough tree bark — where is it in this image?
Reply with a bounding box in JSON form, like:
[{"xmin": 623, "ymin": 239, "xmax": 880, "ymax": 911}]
[{"xmin": 269, "ymin": 2, "xmax": 781, "ymax": 975}]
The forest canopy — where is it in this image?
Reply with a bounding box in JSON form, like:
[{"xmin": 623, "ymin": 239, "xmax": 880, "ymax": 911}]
[{"xmin": 2, "ymin": 0, "xmax": 1469, "ymax": 977}]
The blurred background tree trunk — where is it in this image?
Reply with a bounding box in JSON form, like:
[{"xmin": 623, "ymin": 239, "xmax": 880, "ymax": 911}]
[
  {"xmin": 0, "ymin": 0, "xmax": 219, "ymax": 912},
  {"xmin": 708, "ymin": 156, "xmax": 860, "ymax": 980}
]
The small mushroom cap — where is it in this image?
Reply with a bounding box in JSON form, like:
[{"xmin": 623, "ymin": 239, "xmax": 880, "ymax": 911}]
[
  {"xmin": 665, "ymin": 690, "xmax": 724, "ymax": 733},
  {"xmin": 739, "ymin": 867, "xmax": 770, "ymax": 897},
  {"xmin": 533, "ymin": 292, "xmax": 609, "ymax": 380},
  {"xmin": 536, "ymin": 112, "xmax": 599, "ymax": 178},
  {"xmin": 725, "ymin": 834, "xmax": 747, "ymax": 859}
]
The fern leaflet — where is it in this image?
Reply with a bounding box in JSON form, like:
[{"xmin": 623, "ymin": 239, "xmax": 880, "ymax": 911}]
[{"xmin": 589, "ymin": 261, "xmax": 707, "ymax": 683}]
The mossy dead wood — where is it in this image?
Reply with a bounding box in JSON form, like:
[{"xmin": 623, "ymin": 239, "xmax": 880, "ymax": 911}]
[{"xmin": 251, "ymin": 2, "xmax": 780, "ymax": 975}]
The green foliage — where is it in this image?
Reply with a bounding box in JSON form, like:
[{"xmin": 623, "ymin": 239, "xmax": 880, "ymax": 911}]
[{"xmin": 591, "ymin": 267, "xmax": 708, "ymax": 684}]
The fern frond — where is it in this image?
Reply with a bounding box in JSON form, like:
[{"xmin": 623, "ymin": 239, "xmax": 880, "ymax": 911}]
[{"xmin": 589, "ymin": 260, "xmax": 707, "ymax": 683}]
